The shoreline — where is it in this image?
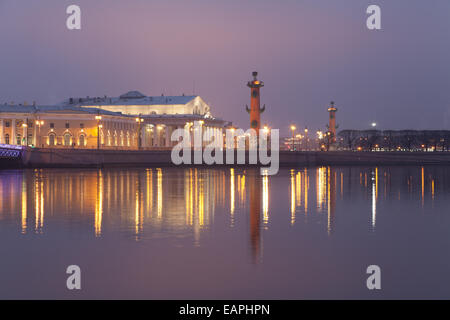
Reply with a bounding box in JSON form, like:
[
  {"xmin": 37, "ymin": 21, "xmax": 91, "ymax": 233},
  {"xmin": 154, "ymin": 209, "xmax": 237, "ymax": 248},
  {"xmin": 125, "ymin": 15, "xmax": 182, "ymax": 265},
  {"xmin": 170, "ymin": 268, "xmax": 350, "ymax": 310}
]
[{"xmin": 3, "ymin": 148, "xmax": 450, "ymax": 169}]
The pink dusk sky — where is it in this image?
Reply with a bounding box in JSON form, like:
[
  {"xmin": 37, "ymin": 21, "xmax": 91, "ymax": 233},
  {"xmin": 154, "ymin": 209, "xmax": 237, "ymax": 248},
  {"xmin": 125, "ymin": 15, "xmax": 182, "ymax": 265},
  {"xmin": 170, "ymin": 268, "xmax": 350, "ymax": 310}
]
[{"xmin": 0, "ymin": 0, "xmax": 449, "ymax": 134}]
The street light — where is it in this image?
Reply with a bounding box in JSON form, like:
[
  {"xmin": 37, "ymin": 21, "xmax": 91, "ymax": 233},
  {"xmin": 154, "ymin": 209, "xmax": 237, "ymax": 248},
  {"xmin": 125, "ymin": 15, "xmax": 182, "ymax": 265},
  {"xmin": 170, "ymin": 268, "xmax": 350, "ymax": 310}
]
[
  {"xmin": 317, "ymin": 130, "xmax": 323, "ymax": 140},
  {"xmin": 290, "ymin": 125, "xmax": 296, "ymax": 151},
  {"xmin": 304, "ymin": 127, "xmax": 308, "ymax": 151},
  {"xmin": 371, "ymin": 122, "xmax": 377, "ymax": 128}
]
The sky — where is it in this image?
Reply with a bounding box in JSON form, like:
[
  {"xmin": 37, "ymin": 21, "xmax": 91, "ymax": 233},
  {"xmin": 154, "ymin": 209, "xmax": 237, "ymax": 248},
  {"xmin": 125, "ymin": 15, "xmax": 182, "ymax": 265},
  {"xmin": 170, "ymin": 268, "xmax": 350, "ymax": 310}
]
[{"xmin": 0, "ymin": 0, "xmax": 450, "ymax": 135}]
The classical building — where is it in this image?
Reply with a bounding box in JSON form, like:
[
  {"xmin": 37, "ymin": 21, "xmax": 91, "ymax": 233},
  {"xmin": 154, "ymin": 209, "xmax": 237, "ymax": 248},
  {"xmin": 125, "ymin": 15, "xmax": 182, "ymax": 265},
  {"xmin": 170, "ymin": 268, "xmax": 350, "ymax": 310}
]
[{"xmin": 0, "ymin": 91, "xmax": 230, "ymax": 149}]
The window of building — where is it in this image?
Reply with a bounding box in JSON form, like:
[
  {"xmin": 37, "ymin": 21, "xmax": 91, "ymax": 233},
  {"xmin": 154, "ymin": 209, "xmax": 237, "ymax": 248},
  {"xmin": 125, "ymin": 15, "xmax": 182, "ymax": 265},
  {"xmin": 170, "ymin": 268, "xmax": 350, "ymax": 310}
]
[
  {"xmin": 80, "ymin": 123, "xmax": 84, "ymax": 128},
  {"xmin": 49, "ymin": 133, "xmax": 56, "ymax": 146},
  {"xmin": 79, "ymin": 134, "xmax": 85, "ymax": 147},
  {"xmin": 5, "ymin": 121, "xmax": 10, "ymax": 128},
  {"xmin": 50, "ymin": 123, "xmax": 55, "ymax": 129},
  {"xmin": 64, "ymin": 133, "xmax": 71, "ymax": 146},
  {"xmin": 16, "ymin": 134, "xmax": 22, "ymax": 145},
  {"xmin": 5, "ymin": 134, "xmax": 9, "ymax": 144},
  {"xmin": 65, "ymin": 123, "xmax": 70, "ymax": 129}
]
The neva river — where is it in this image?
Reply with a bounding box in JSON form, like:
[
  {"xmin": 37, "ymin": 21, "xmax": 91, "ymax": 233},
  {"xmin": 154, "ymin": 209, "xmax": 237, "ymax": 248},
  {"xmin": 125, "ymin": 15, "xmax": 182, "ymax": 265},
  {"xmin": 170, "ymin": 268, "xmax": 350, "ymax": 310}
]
[{"xmin": 0, "ymin": 166, "xmax": 450, "ymax": 299}]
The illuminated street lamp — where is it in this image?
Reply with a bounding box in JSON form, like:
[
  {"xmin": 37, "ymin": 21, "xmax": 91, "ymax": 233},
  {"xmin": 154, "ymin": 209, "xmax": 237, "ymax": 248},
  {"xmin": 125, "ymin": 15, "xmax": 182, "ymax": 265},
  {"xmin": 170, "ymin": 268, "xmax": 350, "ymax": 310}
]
[
  {"xmin": 371, "ymin": 122, "xmax": 377, "ymax": 128},
  {"xmin": 317, "ymin": 130, "xmax": 323, "ymax": 140},
  {"xmin": 304, "ymin": 127, "xmax": 309, "ymax": 150},
  {"xmin": 290, "ymin": 125, "xmax": 296, "ymax": 151}
]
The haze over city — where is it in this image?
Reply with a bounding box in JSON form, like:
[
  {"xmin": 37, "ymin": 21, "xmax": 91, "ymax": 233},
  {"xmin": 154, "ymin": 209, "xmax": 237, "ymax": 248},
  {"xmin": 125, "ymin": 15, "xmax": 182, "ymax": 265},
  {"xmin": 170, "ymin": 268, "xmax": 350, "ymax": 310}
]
[{"xmin": 1, "ymin": 0, "xmax": 450, "ymax": 134}]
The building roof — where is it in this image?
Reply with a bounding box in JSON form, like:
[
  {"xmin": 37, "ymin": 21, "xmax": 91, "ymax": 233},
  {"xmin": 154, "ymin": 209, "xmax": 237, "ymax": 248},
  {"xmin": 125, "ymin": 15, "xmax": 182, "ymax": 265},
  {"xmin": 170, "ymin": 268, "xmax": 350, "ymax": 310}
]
[
  {"xmin": 0, "ymin": 104, "xmax": 129, "ymax": 117},
  {"xmin": 62, "ymin": 91, "xmax": 198, "ymax": 107}
]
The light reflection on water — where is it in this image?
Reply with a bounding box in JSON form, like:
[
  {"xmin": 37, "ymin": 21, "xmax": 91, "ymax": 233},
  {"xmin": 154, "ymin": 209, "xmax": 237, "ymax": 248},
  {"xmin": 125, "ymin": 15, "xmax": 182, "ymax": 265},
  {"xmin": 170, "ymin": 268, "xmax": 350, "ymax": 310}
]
[{"xmin": 1, "ymin": 166, "xmax": 450, "ymax": 299}]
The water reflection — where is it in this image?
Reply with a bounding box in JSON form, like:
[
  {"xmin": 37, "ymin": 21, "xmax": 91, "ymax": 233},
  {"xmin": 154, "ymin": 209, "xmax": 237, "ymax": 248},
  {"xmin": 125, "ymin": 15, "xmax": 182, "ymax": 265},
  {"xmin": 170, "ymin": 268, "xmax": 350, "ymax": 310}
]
[{"xmin": 1, "ymin": 166, "xmax": 450, "ymax": 259}]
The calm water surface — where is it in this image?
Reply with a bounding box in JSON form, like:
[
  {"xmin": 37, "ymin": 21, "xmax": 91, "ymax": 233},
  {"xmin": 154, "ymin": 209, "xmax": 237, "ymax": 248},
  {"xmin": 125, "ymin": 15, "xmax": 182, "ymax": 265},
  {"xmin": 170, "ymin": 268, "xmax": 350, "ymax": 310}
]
[{"xmin": 1, "ymin": 166, "xmax": 450, "ymax": 299}]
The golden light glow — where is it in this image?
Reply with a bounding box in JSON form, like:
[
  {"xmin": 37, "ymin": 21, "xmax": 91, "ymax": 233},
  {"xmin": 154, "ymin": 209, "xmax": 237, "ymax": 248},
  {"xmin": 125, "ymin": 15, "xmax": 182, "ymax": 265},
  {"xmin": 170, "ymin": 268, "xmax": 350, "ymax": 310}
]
[
  {"xmin": 21, "ymin": 176, "xmax": 27, "ymax": 234},
  {"xmin": 157, "ymin": 168, "xmax": 163, "ymax": 218},
  {"xmin": 262, "ymin": 174, "xmax": 269, "ymax": 227},
  {"xmin": 199, "ymin": 179, "xmax": 204, "ymax": 226},
  {"xmin": 34, "ymin": 172, "xmax": 44, "ymax": 233},
  {"xmin": 146, "ymin": 169, "xmax": 153, "ymax": 214},
  {"xmin": 304, "ymin": 168, "xmax": 308, "ymax": 214},
  {"xmin": 421, "ymin": 167, "xmax": 425, "ymax": 208},
  {"xmin": 185, "ymin": 169, "xmax": 194, "ymax": 225},
  {"xmin": 296, "ymin": 171, "xmax": 302, "ymax": 208},
  {"xmin": 4, "ymin": 166, "xmax": 449, "ymax": 241},
  {"xmin": 290, "ymin": 125, "xmax": 296, "ymax": 131},
  {"xmin": 230, "ymin": 168, "xmax": 235, "ymax": 218},
  {"xmin": 372, "ymin": 169, "xmax": 377, "ymax": 230},
  {"xmin": 316, "ymin": 167, "xmax": 326, "ymax": 211},
  {"xmin": 431, "ymin": 179, "xmax": 435, "ymax": 200},
  {"xmin": 327, "ymin": 167, "xmax": 331, "ymax": 235},
  {"xmin": 290, "ymin": 169, "xmax": 295, "ymax": 225},
  {"xmin": 95, "ymin": 170, "xmax": 103, "ymax": 237}
]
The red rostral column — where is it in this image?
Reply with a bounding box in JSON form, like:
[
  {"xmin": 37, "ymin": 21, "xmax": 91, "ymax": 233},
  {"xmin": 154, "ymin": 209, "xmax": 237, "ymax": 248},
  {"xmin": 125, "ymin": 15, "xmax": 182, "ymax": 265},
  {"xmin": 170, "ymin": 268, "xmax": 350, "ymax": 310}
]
[
  {"xmin": 328, "ymin": 101, "xmax": 338, "ymax": 143},
  {"xmin": 246, "ymin": 71, "xmax": 265, "ymax": 134}
]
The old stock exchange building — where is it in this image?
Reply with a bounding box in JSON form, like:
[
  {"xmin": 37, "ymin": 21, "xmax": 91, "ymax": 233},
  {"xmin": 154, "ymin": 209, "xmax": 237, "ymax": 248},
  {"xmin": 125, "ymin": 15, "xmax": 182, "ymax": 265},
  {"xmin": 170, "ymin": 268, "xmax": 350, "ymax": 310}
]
[{"xmin": 0, "ymin": 91, "xmax": 230, "ymax": 149}]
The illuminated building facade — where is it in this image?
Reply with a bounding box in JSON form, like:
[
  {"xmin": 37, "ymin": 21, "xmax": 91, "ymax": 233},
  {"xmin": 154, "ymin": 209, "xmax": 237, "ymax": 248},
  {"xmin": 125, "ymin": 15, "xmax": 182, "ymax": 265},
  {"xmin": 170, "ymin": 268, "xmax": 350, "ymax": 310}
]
[{"xmin": 0, "ymin": 91, "xmax": 229, "ymax": 149}]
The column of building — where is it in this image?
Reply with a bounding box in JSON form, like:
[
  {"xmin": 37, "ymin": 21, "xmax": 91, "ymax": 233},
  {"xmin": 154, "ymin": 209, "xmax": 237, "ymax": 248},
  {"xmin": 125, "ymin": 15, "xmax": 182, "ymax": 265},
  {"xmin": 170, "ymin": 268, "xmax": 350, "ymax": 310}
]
[
  {"xmin": 22, "ymin": 121, "xmax": 27, "ymax": 146},
  {"xmin": 153, "ymin": 126, "xmax": 160, "ymax": 147},
  {"xmin": 0, "ymin": 119, "xmax": 3, "ymax": 144},
  {"xmin": 33, "ymin": 120, "xmax": 37, "ymax": 147},
  {"xmin": 11, "ymin": 119, "xmax": 16, "ymax": 145},
  {"xmin": 165, "ymin": 125, "xmax": 171, "ymax": 147},
  {"xmin": 141, "ymin": 125, "xmax": 147, "ymax": 148}
]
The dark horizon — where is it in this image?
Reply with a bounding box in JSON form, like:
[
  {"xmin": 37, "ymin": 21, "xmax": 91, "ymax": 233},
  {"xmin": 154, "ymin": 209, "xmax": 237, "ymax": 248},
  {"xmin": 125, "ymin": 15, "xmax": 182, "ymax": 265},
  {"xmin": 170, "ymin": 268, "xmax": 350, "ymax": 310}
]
[{"xmin": 1, "ymin": 0, "xmax": 449, "ymax": 135}]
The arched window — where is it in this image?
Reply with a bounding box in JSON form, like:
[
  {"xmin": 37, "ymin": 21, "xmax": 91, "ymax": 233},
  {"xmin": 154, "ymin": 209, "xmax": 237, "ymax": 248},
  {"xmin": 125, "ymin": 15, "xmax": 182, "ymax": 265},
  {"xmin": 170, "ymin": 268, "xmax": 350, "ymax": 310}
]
[
  {"xmin": 5, "ymin": 134, "xmax": 9, "ymax": 145},
  {"xmin": 49, "ymin": 133, "xmax": 56, "ymax": 146},
  {"xmin": 79, "ymin": 134, "xmax": 85, "ymax": 147},
  {"xmin": 16, "ymin": 134, "xmax": 22, "ymax": 145},
  {"xmin": 64, "ymin": 133, "xmax": 71, "ymax": 146}
]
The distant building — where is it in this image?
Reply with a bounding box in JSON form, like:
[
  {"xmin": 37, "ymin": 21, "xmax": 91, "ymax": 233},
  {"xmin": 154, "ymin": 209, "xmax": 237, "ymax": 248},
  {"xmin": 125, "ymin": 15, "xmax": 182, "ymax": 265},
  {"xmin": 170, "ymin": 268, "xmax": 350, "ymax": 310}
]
[
  {"xmin": 338, "ymin": 129, "xmax": 450, "ymax": 151},
  {"xmin": 0, "ymin": 91, "xmax": 230, "ymax": 149}
]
